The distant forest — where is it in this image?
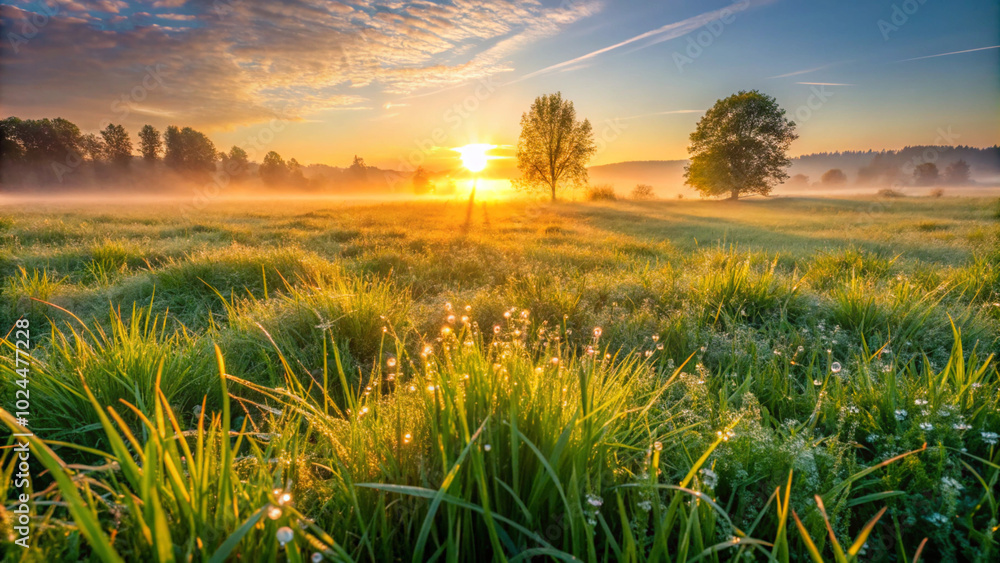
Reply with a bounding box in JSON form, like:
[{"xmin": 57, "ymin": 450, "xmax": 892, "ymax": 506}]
[
  {"xmin": 0, "ymin": 117, "xmax": 412, "ymax": 193},
  {"xmin": 788, "ymin": 146, "xmax": 1000, "ymax": 188},
  {"xmin": 2, "ymin": 116, "xmax": 998, "ymax": 194}
]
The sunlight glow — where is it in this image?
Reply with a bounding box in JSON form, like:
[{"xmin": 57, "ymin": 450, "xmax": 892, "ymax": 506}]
[{"xmin": 455, "ymin": 144, "xmax": 495, "ymax": 173}]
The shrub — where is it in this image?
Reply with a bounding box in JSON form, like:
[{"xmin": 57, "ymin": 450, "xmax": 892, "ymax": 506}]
[
  {"xmin": 877, "ymin": 187, "xmax": 905, "ymax": 198},
  {"xmin": 585, "ymin": 184, "xmax": 617, "ymax": 201},
  {"xmin": 630, "ymin": 184, "xmax": 655, "ymax": 200}
]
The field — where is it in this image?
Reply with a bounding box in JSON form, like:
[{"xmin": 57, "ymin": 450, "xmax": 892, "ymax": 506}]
[{"xmin": 1, "ymin": 195, "xmax": 999, "ymax": 562}]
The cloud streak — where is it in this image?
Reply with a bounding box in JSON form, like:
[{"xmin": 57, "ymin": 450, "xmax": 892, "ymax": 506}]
[
  {"xmin": 898, "ymin": 44, "xmax": 999, "ymax": 62},
  {"xmin": 509, "ymin": 0, "xmax": 773, "ymax": 83}
]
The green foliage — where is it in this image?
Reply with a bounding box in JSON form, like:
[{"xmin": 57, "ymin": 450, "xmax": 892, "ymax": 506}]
[
  {"xmin": 1, "ymin": 197, "xmax": 998, "ymax": 561},
  {"xmin": 685, "ymin": 90, "xmax": 797, "ymax": 199}
]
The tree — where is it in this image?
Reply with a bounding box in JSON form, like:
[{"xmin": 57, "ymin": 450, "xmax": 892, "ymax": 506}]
[
  {"xmin": 348, "ymin": 155, "xmax": 368, "ymax": 185},
  {"xmin": 631, "ymin": 184, "xmax": 655, "ymax": 200},
  {"xmin": 101, "ymin": 123, "xmax": 132, "ymax": 166},
  {"xmin": 80, "ymin": 134, "xmax": 105, "ymax": 162},
  {"xmin": 14, "ymin": 118, "xmax": 83, "ymax": 163},
  {"xmin": 412, "ymin": 166, "xmax": 431, "ymax": 194},
  {"xmin": 220, "ymin": 146, "xmax": 249, "ymax": 180},
  {"xmin": 260, "ymin": 151, "xmax": 288, "ymax": 185},
  {"xmin": 288, "ymin": 158, "xmax": 307, "ymax": 187},
  {"xmin": 514, "ymin": 92, "xmax": 596, "ymax": 201},
  {"xmin": 913, "ymin": 162, "xmax": 939, "ymax": 186},
  {"xmin": 0, "ymin": 117, "xmax": 24, "ymax": 162},
  {"xmin": 821, "ymin": 168, "xmax": 847, "ymax": 186},
  {"xmin": 684, "ymin": 90, "xmax": 797, "ymax": 200},
  {"xmin": 786, "ymin": 173, "xmax": 810, "ymax": 188},
  {"xmin": 163, "ymin": 126, "xmax": 217, "ymax": 172},
  {"xmin": 944, "ymin": 159, "xmax": 970, "ymax": 184},
  {"xmin": 138, "ymin": 125, "xmax": 162, "ymax": 161}
]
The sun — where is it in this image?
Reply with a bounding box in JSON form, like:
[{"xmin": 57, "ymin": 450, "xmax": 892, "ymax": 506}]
[{"xmin": 454, "ymin": 144, "xmax": 495, "ymax": 173}]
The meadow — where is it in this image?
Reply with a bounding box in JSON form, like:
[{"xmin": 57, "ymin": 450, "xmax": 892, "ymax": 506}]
[{"xmin": 1, "ymin": 194, "xmax": 999, "ymax": 562}]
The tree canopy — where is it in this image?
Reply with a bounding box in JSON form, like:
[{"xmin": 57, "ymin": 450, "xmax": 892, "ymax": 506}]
[
  {"xmin": 685, "ymin": 90, "xmax": 797, "ymax": 200},
  {"xmin": 138, "ymin": 125, "xmax": 162, "ymax": 161},
  {"xmin": 514, "ymin": 92, "xmax": 595, "ymax": 201},
  {"xmin": 101, "ymin": 124, "xmax": 133, "ymax": 166},
  {"xmin": 164, "ymin": 126, "xmax": 217, "ymax": 172}
]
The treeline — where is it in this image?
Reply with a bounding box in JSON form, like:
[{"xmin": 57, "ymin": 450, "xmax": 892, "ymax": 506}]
[
  {"xmin": 789, "ymin": 145, "xmax": 1000, "ymax": 187},
  {"xmin": 0, "ymin": 116, "xmax": 400, "ymax": 192}
]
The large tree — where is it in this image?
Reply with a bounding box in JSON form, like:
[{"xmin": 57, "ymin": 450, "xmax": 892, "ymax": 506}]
[
  {"xmin": 944, "ymin": 159, "xmax": 970, "ymax": 184},
  {"xmin": 80, "ymin": 134, "xmax": 105, "ymax": 162},
  {"xmin": 514, "ymin": 92, "xmax": 595, "ymax": 202},
  {"xmin": 163, "ymin": 126, "xmax": 217, "ymax": 172},
  {"xmin": 220, "ymin": 145, "xmax": 249, "ymax": 180},
  {"xmin": 101, "ymin": 123, "xmax": 133, "ymax": 166},
  {"xmin": 138, "ymin": 124, "xmax": 162, "ymax": 161},
  {"xmin": 913, "ymin": 162, "xmax": 939, "ymax": 186},
  {"xmin": 685, "ymin": 90, "xmax": 797, "ymax": 200},
  {"xmin": 260, "ymin": 151, "xmax": 288, "ymax": 185}
]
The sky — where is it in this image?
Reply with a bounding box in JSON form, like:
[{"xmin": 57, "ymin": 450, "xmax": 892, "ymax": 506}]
[{"xmin": 1, "ymin": 0, "xmax": 998, "ymax": 174}]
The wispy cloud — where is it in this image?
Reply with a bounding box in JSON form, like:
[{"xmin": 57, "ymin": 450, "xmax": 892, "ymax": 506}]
[
  {"xmin": 898, "ymin": 45, "xmax": 999, "ymax": 62},
  {"xmin": 768, "ymin": 64, "xmax": 832, "ymax": 79},
  {"xmin": 0, "ymin": 0, "xmax": 602, "ymax": 129},
  {"xmin": 510, "ymin": 0, "xmax": 775, "ymax": 84},
  {"xmin": 795, "ymin": 82, "xmax": 853, "ymax": 86}
]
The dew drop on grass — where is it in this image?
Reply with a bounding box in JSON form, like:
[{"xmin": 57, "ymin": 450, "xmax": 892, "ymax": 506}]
[
  {"xmin": 387, "ymin": 356, "xmax": 397, "ymax": 368},
  {"xmin": 653, "ymin": 441, "xmax": 662, "ymax": 451},
  {"xmin": 277, "ymin": 526, "xmax": 294, "ymax": 546},
  {"xmin": 267, "ymin": 505, "xmax": 282, "ymax": 520},
  {"xmin": 831, "ymin": 362, "xmax": 842, "ymax": 373},
  {"xmin": 312, "ymin": 553, "xmax": 324, "ymax": 563}
]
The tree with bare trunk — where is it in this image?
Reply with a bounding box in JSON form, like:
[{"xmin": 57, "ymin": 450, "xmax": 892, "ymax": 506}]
[
  {"xmin": 685, "ymin": 90, "xmax": 797, "ymax": 200},
  {"xmin": 514, "ymin": 92, "xmax": 595, "ymax": 202}
]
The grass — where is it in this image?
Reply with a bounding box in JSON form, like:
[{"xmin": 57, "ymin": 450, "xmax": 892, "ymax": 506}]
[{"xmin": 1, "ymin": 195, "xmax": 998, "ymax": 562}]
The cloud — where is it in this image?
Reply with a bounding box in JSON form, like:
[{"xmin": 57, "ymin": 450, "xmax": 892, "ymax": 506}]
[
  {"xmin": 898, "ymin": 45, "xmax": 999, "ymax": 62},
  {"xmin": 509, "ymin": 0, "xmax": 774, "ymax": 83},
  {"xmin": 767, "ymin": 64, "xmax": 832, "ymax": 79},
  {"xmin": 0, "ymin": 0, "xmax": 601, "ymax": 130}
]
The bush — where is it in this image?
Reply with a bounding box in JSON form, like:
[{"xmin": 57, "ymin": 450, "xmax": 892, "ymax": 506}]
[
  {"xmin": 929, "ymin": 187, "xmax": 944, "ymax": 198},
  {"xmin": 877, "ymin": 188, "xmax": 905, "ymax": 198},
  {"xmin": 586, "ymin": 184, "xmax": 617, "ymax": 201},
  {"xmin": 630, "ymin": 184, "xmax": 655, "ymax": 200}
]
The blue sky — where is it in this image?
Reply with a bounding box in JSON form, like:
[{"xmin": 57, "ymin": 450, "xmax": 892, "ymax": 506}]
[{"xmin": 1, "ymin": 0, "xmax": 997, "ymax": 170}]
